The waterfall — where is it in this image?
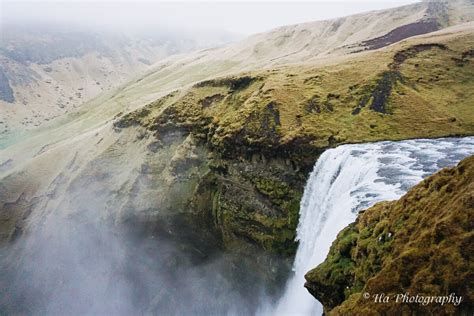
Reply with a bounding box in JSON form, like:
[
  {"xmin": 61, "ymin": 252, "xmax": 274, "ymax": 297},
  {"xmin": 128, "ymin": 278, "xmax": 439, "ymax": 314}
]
[{"xmin": 273, "ymin": 136, "xmax": 474, "ymax": 315}]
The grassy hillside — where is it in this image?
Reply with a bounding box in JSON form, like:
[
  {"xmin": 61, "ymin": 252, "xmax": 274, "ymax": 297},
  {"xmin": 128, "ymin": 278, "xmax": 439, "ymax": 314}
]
[
  {"xmin": 4, "ymin": 1, "xmax": 474, "ymax": 145},
  {"xmin": 97, "ymin": 25, "xmax": 474, "ymax": 262},
  {"xmin": 2, "ymin": 24, "xmax": 473, "ymax": 259},
  {"xmin": 0, "ymin": 7, "xmax": 473, "ymax": 306},
  {"xmin": 305, "ymin": 154, "xmax": 474, "ymax": 315},
  {"xmin": 117, "ymin": 25, "xmax": 474, "ymax": 167},
  {"xmin": 0, "ymin": 24, "xmax": 234, "ymax": 135}
]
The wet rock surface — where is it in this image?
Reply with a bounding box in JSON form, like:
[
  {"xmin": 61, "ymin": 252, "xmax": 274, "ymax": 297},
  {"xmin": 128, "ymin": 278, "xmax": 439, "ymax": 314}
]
[{"xmin": 305, "ymin": 155, "xmax": 474, "ymax": 315}]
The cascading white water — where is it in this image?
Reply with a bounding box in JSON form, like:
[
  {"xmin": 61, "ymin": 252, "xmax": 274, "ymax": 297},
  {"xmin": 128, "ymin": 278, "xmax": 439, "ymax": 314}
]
[{"xmin": 273, "ymin": 136, "xmax": 474, "ymax": 315}]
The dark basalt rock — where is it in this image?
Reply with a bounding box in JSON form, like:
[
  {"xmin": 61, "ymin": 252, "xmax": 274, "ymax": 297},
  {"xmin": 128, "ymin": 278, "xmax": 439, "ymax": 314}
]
[
  {"xmin": 392, "ymin": 43, "xmax": 448, "ymax": 67},
  {"xmin": 352, "ymin": 43, "xmax": 448, "ymax": 115},
  {"xmin": 306, "ymin": 95, "xmax": 321, "ymax": 114},
  {"xmin": 361, "ymin": 21, "xmax": 440, "ymax": 51},
  {"xmin": 353, "ymin": 70, "xmax": 404, "ymax": 115},
  {"xmin": 452, "ymin": 49, "xmax": 474, "ymax": 66},
  {"xmin": 306, "ymin": 94, "xmax": 336, "ymax": 114},
  {"xmin": 194, "ymin": 75, "xmax": 257, "ymax": 91},
  {"xmin": 0, "ymin": 69, "xmax": 15, "ymax": 103},
  {"xmin": 263, "ymin": 101, "xmax": 281, "ymax": 128},
  {"xmin": 199, "ymin": 93, "xmax": 225, "ymax": 108}
]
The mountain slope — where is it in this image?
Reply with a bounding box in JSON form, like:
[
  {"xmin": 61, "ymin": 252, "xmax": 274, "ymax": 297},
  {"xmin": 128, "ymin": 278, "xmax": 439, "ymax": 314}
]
[
  {"xmin": 0, "ymin": 24, "xmax": 235, "ymax": 134},
  {"xmin": 116, "ymin": 22, "xmax": 474, "ymax": 166},
  {"xmin": 305, "ymin": 154, "xmax": 474, "ymax": 315},
  {"xmin": 1, "ymin": 22, "xmax": 473, "ymax": 256},
  {"xmin": 0, "ymin": 2, "xmax": 474, "ymax": 309},
  {"xmin": 2, "ymin": 1, "xmax": 473, "ymax": 139}
]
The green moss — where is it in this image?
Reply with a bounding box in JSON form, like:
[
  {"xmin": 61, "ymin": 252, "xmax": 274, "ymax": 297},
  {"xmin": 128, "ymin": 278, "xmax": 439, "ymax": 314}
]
[
  {"xmin": 116, "ymin": 34, "xmax": 474, "ymax": 165},
  {"xmin": 305, "ymin": 156, "xmax": 474, "ymax": 315},
  {"xmin": 110, "ymin": 32, "xmax": 474, "ymax": 284},
  {"xmin": 284, "ymin": 197, "xmax": 301, "ymax": 228},
  {"xmin": 254, "ymin": 177, "xmax": 291, "ymax": 202}
]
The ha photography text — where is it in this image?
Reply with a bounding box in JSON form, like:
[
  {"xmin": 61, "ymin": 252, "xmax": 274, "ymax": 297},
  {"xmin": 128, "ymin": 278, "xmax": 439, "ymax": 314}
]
[{"xmin": 363, "ymin": 292, "xmax": 463, "ymax": 306}]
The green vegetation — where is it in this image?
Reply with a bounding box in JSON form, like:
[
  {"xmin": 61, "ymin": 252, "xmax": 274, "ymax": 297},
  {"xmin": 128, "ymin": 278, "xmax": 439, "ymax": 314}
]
[
  {"xmin": 117, "ymin": 32, "xmax": 474, "ymax": 167},
  {"xmin": 305, "ymin": 155, "xmax": 474, "ymax": 315},
  {"xmin": 111, "ymin": 31, "xmax": 474, "ymax": 260}
]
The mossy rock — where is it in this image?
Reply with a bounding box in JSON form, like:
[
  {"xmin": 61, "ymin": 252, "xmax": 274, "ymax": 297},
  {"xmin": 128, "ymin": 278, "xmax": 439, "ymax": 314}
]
[{"xmin": 305, "ymin": 155, "xmax": 474, "ymax": 315}]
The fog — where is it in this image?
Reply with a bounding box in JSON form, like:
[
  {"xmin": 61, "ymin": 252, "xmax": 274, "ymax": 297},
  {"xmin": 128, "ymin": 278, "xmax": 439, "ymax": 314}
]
[
  {"xmin": 0, "ymin": 121, "xmax": 287, "ymax": 315},
  {"xmin": 0, "ymin": 1, "xmax": 426, "ymax": 315},
  {"xmin": 2, "ymin": 1, "xmax": 420, "ymax": 35},
  {"xmin": 0, "ymin": 182, "xmax": 275, "ymax": 315}
]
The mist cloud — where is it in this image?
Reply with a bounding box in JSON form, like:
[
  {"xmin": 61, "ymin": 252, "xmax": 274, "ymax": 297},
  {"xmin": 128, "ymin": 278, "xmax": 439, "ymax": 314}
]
[
  {"xmin": 0, "ymin": 187, "xmax": 270, "ymax": 315},
  {"xmin": 2, "ymin": 1, "xmax": 420, "ymax": 35}
]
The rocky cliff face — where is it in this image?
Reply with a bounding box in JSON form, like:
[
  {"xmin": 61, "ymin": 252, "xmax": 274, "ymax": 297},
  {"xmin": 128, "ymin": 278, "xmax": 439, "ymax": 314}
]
[
  {"xmin": 1, "ymin": 3, "xmax": 474, "ymax": 311},
  {"xmin": 110, "ymin": 25, "xmax": 474, "ymax": 255},
  {"xmin": 305, "ymin": 155, "xmax": 474, "ymax": 315},
  {"xmin": 2, "ymin": 21, "xmax": 474, "ymax": 286}
]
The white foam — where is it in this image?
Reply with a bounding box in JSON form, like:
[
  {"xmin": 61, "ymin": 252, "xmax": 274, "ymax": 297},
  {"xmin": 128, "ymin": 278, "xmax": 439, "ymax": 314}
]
[{"xmin": 271, "ymin": 137, "xmax": 474, "ymax": 315}]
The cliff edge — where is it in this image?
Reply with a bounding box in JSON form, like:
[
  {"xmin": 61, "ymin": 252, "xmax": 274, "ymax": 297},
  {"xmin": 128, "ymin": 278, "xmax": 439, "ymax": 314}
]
[{"xmin": 305, "ymin": 155, "xmax": 474, "ymax": 315}]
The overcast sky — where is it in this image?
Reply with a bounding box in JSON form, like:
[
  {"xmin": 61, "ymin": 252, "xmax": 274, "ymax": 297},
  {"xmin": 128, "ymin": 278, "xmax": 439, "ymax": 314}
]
[{"xmin": 2, "ymin": 1, "xmax": 420, "ymax": 35}]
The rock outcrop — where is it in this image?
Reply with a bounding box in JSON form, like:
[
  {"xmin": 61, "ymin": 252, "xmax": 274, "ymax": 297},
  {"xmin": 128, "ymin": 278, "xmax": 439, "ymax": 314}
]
[
  {"xmin": 305, "ymin": 155, "xmax": 474, "ymax": 315},
  {"xmin": 110, "ymin": 26, "xmax": 474, "ymax": 256},
  {"xmin": 1, "ymin": 4, "xmax": 474, "ymax": 312}
]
